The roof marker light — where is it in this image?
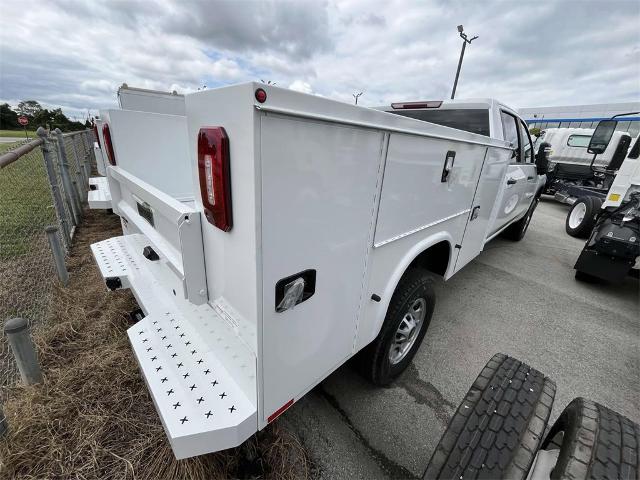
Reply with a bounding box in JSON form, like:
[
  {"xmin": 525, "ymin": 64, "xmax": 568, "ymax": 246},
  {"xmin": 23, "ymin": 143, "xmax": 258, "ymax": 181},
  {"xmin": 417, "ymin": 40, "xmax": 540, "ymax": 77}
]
[{"xmin": 391, "ymin": 101, "xmax": 443, "ymax": 110}]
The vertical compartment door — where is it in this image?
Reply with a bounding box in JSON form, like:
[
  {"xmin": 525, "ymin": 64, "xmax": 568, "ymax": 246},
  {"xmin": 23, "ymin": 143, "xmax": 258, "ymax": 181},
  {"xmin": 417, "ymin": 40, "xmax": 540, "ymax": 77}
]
[
  {"xmin": 455, "ymin": 147, "xmax": 510, "ymax": 272},
  {"xmin": 260, "ymin": 113, "xmax": 384, "ymax": 421}
]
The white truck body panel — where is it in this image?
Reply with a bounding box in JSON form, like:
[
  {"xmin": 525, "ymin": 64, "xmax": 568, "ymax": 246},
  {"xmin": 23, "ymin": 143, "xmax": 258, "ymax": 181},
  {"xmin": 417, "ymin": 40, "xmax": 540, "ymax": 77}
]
[
  {"xmin": 90, "ymin": 83, "xmax": 541, "ymax": 459},
  {"xmin": 118, "ymin": 85, "xmax": 186, "ymax": 116},
  {"xmin": 603, "ymin": 135, "xmax": 640, "ymax": 208},
  {"xmin": 87, "ymin": 117, "xmax": 111, "ymax": 209}
]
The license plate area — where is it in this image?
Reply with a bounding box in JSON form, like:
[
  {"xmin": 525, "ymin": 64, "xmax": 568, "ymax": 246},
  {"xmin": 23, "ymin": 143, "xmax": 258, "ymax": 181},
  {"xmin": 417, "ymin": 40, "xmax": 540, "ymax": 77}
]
[{"xmin": 135, "ymin": 196, "xmax": 155, "ymax": 227}]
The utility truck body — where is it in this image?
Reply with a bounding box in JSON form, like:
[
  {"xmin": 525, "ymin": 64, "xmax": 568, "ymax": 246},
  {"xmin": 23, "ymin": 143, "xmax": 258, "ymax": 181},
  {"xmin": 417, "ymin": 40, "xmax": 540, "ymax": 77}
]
[{"xmin": 90, "ymin": 83, "xmax": 544, "ymax": 459}]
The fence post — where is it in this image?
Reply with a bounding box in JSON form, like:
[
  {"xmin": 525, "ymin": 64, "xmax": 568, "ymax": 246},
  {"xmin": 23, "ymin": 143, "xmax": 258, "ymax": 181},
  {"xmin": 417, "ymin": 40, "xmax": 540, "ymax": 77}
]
[
  {"xmin": 85, "ymin": 129, "xmax": 97, "ymax": 168},
  {"xmin": 53, "ymin": 129, "xmax": 82, "ymax": 225},
  {"xmin": 38, "ymin": 127, "xmax": 71, "ymax": 247},
  {"xmin": 45, "ymin": 225, "xmax": 69, "ymax": 286},
  {"xmin": 75, "ymin": 133, "xmax": 91, "ymax": 182},
  {"xmin": 4, "ymin": 318, "xmax": 43, "ymax": 385},
  {"xmin": 68, "ymin": 134, "xmax": 87, "ymax": 188},
  {"xmin": 0, "ymin": 401, "xmax": 7, "ymax": 437}
]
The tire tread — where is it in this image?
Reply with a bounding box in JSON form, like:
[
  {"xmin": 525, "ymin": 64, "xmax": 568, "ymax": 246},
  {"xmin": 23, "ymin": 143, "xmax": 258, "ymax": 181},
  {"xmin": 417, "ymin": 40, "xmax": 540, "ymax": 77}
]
[
  {"xmin": 543, "ymin": 397, "xmax": 640, "ymax": 480},
  {"xmin": 424, "ymin": 353, "xmax": 556, "ymax": 480}
]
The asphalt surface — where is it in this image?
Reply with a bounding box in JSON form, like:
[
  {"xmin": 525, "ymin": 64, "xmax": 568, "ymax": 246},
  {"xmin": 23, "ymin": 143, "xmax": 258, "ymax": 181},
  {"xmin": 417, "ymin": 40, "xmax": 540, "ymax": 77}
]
[{"xmin": 283, "ymin": 198, "xmax": 640, "ymax": 479}]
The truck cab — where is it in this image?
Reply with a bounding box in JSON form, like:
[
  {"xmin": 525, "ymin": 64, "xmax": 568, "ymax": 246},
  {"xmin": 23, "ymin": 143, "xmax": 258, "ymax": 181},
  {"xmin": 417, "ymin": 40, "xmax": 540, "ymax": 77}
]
[{"xmin": 381, "ymin": 99, "xmax": 543, "ymax": 240}]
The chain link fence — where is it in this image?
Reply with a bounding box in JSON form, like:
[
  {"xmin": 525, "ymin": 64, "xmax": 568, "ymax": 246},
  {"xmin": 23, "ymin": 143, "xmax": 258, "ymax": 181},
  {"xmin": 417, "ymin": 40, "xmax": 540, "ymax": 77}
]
[{"xmin": 0, "ymin": 128, "xmax": 96, "ymax": 389}]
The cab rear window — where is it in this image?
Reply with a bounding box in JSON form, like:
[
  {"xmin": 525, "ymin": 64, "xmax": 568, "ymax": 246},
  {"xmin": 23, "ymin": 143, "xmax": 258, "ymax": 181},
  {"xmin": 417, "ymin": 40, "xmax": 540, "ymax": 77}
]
[{"xmin": 387, "ymin": 108, "xmax": 490, "ymax": 136}]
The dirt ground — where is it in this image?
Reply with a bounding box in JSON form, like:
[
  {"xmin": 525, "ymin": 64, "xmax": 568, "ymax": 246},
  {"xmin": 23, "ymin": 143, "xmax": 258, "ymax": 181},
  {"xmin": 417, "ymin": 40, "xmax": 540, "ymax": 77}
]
[{"xmin": 0, "ymin": 208, "xmax": 309, "ymax": 479}]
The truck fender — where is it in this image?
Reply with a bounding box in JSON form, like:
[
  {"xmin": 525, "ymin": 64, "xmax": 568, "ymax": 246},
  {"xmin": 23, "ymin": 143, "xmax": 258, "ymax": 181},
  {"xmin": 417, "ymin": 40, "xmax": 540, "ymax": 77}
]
[{"xmin": 365, "ymin": 231, "xmax": 454, "ymax": 348}]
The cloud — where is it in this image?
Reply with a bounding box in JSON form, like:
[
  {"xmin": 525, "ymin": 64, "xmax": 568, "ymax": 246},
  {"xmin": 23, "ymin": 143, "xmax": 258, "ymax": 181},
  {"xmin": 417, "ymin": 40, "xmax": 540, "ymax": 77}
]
[
  {"xmin": 289, "ymin": 80, "xmax": 314, "ymax": 94},
  {"xmin": 1, "ymin": 0, "xmax": 638, "ymax": 121}
]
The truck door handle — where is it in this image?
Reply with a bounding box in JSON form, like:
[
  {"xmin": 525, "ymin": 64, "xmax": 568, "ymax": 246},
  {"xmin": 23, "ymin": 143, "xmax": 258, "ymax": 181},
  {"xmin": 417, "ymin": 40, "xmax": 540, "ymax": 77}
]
[
  {"xmin": 441, "ymin": 151, "xmax": 456, "ymax": 182},
  {"xmin": 507, "ymin": 179, "xmax": 517, "ymax": 185},
  {"xmin": 527, "ymin": 176, "xmax": 535, "ymax": 181}
]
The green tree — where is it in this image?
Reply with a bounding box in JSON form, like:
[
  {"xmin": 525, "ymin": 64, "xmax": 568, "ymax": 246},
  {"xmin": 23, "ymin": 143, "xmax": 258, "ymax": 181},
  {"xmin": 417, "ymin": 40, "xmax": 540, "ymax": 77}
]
[
  {"xmin": 16, "ymin": 100, "xmax": 43, "ymax": 117},
  {"xmin": 0, "ymin": 103, "xmax": 20, "ymax": 129}
]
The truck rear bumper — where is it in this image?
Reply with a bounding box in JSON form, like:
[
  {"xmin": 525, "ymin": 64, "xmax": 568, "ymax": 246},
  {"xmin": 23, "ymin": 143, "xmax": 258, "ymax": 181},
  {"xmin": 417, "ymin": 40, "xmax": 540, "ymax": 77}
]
[
  {"xmin": 88, "ymin": 177, "xmax": 112, "ymax": 209},
  {"xmin": 91, "ymin": 234, "xmax": 257, "ymax": 459}
]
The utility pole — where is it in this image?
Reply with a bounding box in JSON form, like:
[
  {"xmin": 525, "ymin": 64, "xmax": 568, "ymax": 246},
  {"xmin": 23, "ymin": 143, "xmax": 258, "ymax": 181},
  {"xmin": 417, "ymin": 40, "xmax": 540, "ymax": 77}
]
[
  {"xmin": 353, "ymin": 92, "xmax": 363, "ymax": 105},
  {"xmin": 451, "ymin": 25, "xmax": 478, "ymax": 100}
]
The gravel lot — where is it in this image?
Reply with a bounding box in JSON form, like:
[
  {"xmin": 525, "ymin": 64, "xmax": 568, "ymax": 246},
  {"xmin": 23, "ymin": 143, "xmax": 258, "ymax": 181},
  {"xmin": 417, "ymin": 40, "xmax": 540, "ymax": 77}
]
[{"xmin": 283, "ymin": 197, "xmax": 640, "ymax": 479}]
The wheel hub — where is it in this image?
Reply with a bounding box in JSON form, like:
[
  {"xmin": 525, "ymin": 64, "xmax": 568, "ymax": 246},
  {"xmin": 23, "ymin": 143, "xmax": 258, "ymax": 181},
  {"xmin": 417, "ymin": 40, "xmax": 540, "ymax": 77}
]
[
  {"xmin": 569, "ymin": 202, "xmax": 587, "ymax": 229},
  {"xmin": 389, "ymin": 297, "xmax": 426, "ymax": 365}
]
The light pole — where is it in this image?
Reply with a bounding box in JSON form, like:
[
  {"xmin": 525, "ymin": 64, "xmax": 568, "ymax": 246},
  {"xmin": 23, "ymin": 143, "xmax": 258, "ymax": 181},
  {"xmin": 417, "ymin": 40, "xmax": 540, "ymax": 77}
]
[
  {"xmin": 353, "ymin": 92, "xmax": 363, "ymax": 105},
  {"xmin": 450, "ymin": 25, "xmax": 478, "ymax": 100}
]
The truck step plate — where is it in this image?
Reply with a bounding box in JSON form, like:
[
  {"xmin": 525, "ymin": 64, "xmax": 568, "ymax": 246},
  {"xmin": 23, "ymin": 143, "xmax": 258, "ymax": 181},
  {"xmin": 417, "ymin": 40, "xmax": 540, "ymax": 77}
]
[
  {"xmin": 91, "ymin": 235, "xmax": 257, "ymax": 459},
  {"xmin": 88, "ymin": 177, "xmax": 112, "ymax": 209}
]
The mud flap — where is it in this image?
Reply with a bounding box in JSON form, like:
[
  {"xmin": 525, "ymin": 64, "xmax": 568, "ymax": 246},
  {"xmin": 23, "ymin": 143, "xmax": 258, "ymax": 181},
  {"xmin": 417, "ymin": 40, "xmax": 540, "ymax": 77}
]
[{"xmin": 574, "ymin": 248, "xmax": 632, "ymax": 283}]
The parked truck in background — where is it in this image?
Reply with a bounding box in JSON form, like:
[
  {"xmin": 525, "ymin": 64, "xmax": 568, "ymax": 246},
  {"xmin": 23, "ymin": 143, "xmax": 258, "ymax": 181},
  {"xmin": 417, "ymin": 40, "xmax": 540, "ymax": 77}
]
[
  {"xmin": 569, "ymin": 119, "xmax": 640, "ymax": 283},
  {"xmin": 88, "ymin": 83, "xmax": 546, "ymax": 461}
]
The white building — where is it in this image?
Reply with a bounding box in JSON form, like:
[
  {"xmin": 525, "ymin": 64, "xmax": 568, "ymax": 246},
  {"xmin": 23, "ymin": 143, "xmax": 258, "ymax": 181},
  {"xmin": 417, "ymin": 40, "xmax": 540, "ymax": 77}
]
[{"xmin": 519, "ymin": 101, "xmax": 640, "ymax": 137}]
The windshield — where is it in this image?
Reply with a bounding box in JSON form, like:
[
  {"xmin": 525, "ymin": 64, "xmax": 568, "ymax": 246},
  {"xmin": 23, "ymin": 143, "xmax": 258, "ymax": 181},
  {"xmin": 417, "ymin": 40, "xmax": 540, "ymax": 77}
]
[{"xmin": 386, "ymin": 108, "xmax": 490, "ymax": 136}]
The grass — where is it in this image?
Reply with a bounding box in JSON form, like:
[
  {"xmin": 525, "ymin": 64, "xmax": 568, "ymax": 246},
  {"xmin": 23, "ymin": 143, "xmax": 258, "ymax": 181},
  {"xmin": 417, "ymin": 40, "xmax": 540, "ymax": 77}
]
[
  {"xmin": 0, "ymin": 141, "xmax": 56, "ymax": 258},
  {"xmin": 0, "ymin": 209, "xmax": 310, "ymax": 479},
  {"xmin": 0, "ymin": 129, "xmax": 35, "ymax": 138}
]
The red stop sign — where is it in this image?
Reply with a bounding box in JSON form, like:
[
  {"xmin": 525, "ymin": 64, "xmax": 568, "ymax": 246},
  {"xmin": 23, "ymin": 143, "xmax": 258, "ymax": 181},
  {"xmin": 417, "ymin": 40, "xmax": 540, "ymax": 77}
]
[{"xmin": 18, "ymin": 116, "xmax": 28, "ymax": 126}]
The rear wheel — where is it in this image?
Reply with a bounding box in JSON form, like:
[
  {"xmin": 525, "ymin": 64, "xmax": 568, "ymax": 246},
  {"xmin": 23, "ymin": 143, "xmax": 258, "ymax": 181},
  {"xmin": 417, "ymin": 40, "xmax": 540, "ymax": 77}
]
[
  {"xmin": 566, "ymin": 196, "xmax": 599, "ymax": 238},
  {"xmin": 540, "ymin": 397, "xmax": 640, "ymax": 480},
  {"xmin": 359, "ymin": 268, "xmax": 435, "ymax": 386}
]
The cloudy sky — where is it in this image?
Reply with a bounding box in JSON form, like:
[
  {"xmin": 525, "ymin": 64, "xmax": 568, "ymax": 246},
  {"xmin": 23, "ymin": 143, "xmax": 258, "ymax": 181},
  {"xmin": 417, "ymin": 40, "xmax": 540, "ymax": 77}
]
[{"xmin": 1, "ymin": 0, "xmax": 639, "ymax": 121}]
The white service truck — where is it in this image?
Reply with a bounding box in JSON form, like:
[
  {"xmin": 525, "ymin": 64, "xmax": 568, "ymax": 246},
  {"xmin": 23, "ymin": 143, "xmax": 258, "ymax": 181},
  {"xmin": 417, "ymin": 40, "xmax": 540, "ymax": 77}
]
[
  {"xmin": 88, "ymin": 85, "xmax": 186, "ymax": 209},
  {"xmin": 89, "ymin": 83, "xmax": 545, "ymax": 459}
]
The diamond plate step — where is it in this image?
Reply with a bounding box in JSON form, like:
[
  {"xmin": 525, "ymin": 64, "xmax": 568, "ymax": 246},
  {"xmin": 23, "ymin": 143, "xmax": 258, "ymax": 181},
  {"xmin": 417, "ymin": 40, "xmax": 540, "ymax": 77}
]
[{"xmin": 91, "ymin": 235, "xmax": 257, "ymax": 459}]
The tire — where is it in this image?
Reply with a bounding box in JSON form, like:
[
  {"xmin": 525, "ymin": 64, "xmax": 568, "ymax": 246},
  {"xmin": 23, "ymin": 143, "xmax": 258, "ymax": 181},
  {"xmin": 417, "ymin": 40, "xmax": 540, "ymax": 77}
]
[
  {"xmin": 503, "ymin": 196, "xmax": 539, "ymax": 241},
  {"xmin": 540, "ymin": 397, "xmax": 640, "ymax": 479},
  {"xmin": 566, "ymin": 197, "xmax": 599, "ymax": 238},
  {"xmin": 359, "ymin": 268, "xmax": 435, "ymax": 386},
  {"xmin": 424, "ymin": 353, "xmax": 556, "ymax": 480}
]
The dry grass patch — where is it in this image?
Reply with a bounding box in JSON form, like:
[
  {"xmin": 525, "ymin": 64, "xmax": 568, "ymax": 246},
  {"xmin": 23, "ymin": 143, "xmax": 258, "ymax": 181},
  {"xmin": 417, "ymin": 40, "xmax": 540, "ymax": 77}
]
[{"xmin": 0, "ymin": 209, "xmax": 309, "ymax": 479}]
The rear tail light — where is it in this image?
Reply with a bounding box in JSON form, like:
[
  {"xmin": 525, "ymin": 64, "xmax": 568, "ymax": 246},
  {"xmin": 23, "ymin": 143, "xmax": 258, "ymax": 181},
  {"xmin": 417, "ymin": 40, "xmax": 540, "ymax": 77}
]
[
  {"xmin": 102, "ymin": 124, "xmax": 116, "ymax": 165},
  {"xmin": 198, "ymin": 127, "xmax": 232, "ymax": 231},
  {"xmin": 93, "ymin": 125, "xmax": 101, "ymax": 148}
]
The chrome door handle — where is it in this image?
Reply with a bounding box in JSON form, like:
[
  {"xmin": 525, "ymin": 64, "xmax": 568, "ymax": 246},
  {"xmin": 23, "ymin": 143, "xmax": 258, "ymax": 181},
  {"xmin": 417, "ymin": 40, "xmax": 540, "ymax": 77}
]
[
  {"xmin": 527, "ymin": 176, "xmax": 535, "ymax": 181},
  {"xmin": 507, "ymin": 179, "xmax": 517, "ymax": 185}
]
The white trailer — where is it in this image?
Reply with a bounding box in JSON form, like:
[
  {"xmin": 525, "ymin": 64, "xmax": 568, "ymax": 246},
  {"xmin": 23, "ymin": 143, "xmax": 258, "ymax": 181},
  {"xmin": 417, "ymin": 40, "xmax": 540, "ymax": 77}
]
[{"xmin": 90, "ymin": 83, "xmax": 544, "ymax": 459}]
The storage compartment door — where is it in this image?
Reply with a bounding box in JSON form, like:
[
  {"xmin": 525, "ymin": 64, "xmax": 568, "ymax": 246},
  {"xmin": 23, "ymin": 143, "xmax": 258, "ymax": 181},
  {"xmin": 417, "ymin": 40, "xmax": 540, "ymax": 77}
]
[
  {"xmin": 454, "ymin": 147, "xmax": 510, "ymax": 272},
  {"xmin": 260, "ymin": 114, "xmax": 384, "ymax": 420}
]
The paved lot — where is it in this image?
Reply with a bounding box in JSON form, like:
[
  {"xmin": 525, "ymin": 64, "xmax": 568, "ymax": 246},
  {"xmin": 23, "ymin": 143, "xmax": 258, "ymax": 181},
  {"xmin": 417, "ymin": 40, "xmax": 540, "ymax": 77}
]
[{"xmin": 283, "ymin": 198, "xmax": 640, "ymax": 479}]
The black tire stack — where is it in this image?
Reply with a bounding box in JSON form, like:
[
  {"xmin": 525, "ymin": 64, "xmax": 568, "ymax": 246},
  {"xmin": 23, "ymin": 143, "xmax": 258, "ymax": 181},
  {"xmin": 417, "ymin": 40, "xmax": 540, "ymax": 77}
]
[
  {"xmin": 424, "ymin": 354, "xmax": 640, "ymax": 480},
  {"xmin": 542, "ymin": 397, "xmax": 639, "ymax": 479},
  {"xmin": 424, "ymin": 354, "xmax": 556, "ymax": 479}
]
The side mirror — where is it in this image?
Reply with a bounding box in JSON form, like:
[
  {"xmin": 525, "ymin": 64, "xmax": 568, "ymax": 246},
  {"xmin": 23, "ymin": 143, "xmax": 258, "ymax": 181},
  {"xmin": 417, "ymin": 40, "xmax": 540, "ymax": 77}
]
[
  {"xmin": 535, "ymin": 142, "xmax": 551, "ymax": 174},
  {"xmin": 587, "ymin": 120, "xmax": 617, "ymax": 154}
]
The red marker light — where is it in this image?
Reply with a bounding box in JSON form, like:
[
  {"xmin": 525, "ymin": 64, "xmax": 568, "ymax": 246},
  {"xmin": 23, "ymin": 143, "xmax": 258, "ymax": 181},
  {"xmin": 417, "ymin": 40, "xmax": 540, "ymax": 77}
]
[
  {"xmin": 268, "ymin": 399, "xmax": 294, "ymax": 423},
  {"xmin": 255, "ymin": 88, "xmax": 267, "ymax": 103}
]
